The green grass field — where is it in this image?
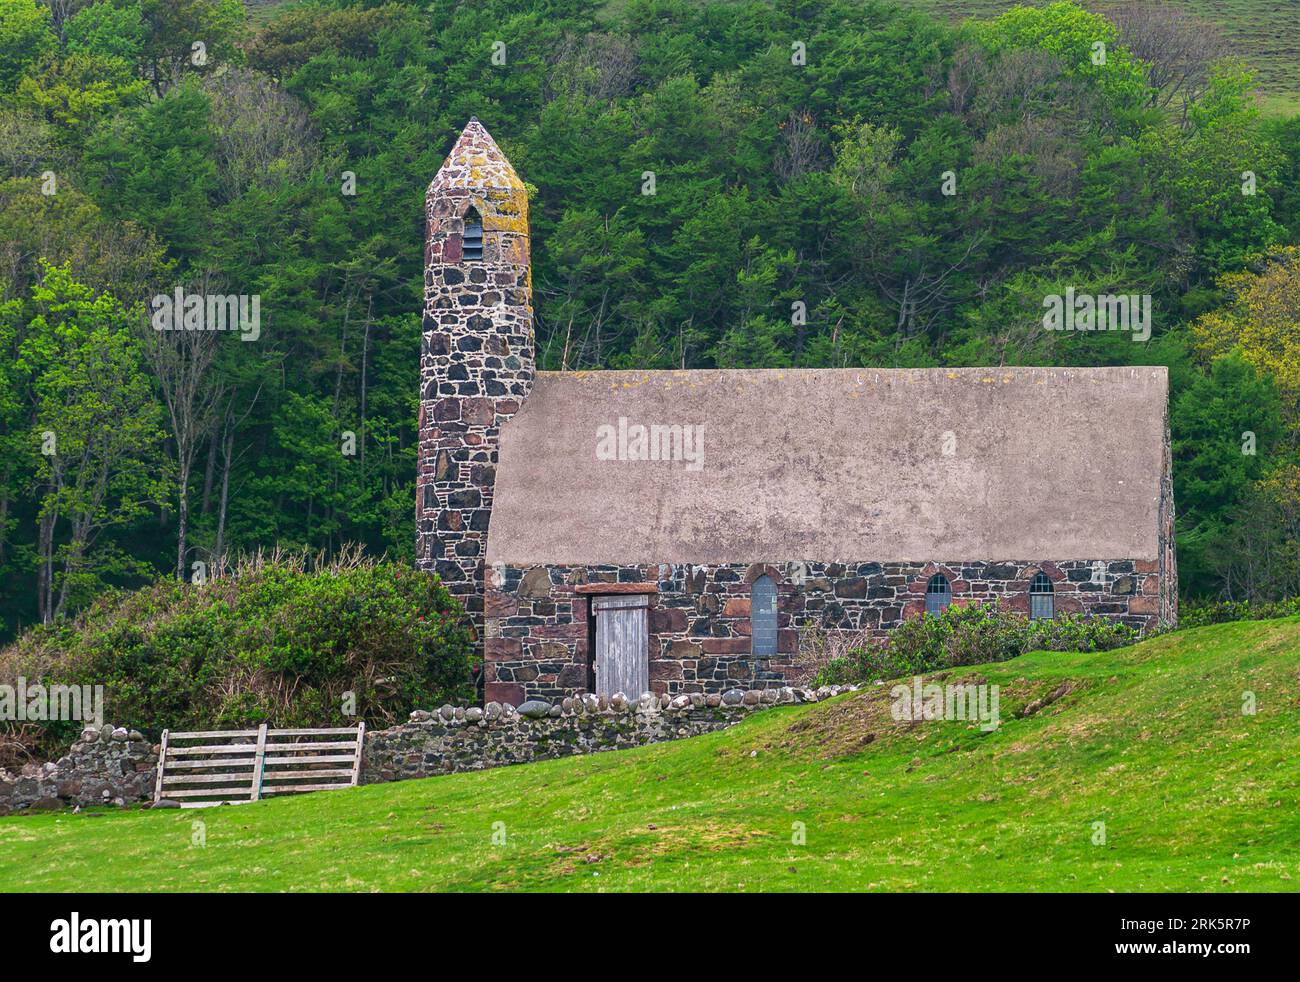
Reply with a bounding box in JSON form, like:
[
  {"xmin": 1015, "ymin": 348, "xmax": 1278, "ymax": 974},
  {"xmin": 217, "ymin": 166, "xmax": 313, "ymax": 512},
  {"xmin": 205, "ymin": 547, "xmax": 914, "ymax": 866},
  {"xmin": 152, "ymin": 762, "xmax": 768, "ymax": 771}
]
[{"xmin": 1, "ymin": 617, "xmax": 1297, "ymax": 892}]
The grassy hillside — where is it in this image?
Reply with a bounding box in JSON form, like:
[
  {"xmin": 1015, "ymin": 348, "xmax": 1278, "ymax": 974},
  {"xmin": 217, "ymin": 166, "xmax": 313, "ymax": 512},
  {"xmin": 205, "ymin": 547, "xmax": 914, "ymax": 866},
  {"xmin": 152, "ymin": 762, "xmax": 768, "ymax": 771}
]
[
  {"xmin": 243, "ymin": 0, "xmax": 293, "ymax": 27},
  {"xmin": 1, "ymin": 618, "xmax": 1297, "ymax": 891},
  {"xmin": 897, "ymin": 0, "xmax": 1300, "ymax": 114}
]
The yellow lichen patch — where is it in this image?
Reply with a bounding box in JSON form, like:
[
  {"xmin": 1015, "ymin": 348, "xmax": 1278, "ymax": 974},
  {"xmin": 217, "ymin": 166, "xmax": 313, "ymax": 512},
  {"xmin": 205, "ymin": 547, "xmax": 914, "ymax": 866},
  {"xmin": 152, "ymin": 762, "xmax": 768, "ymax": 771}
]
[{"xmin": 486, "ymin": 212, "xmax": 529, "ymax": 234}]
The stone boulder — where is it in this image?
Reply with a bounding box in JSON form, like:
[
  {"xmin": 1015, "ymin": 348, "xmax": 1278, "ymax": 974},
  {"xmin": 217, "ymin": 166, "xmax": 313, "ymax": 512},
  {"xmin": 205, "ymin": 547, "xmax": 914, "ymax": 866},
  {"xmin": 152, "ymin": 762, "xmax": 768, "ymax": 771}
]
[{"xmin": 517, "ymin": 700, "xmax": 552, "ymax": 719}]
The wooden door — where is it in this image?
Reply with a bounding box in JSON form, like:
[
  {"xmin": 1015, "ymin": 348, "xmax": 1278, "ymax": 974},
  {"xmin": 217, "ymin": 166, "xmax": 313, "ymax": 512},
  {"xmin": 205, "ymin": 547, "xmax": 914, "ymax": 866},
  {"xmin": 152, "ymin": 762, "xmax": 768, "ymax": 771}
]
[{"xmin": 592, "ymin": 595, "xmax": 650, "ymax": 698}]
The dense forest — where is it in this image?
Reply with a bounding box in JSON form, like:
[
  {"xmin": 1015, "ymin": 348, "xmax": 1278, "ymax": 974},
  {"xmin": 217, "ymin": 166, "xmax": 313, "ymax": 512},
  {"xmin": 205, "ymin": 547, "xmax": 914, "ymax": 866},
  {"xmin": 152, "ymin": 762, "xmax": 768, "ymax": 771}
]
[{"xmin": 0, "ymin": 0, "xmax": 1296, "ymax": 642}]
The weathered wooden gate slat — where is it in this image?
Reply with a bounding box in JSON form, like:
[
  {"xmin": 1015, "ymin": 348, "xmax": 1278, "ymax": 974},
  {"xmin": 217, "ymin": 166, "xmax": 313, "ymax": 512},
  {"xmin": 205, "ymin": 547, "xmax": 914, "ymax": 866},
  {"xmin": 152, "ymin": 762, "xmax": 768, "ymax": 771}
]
[
  {"xmin": 160, "ymin": 757, "xmax": 259, "ymax": 770},
  {"xmin": 261, "ymin": 768, "xmax": 357, "ymax": 780},
  {"xmin": 262, "ymin": 753, "xmax": 357, "ymax": 765},
  {"xmin": 153, "ymin": 723, "xmax": 366, "ymax": 808}
]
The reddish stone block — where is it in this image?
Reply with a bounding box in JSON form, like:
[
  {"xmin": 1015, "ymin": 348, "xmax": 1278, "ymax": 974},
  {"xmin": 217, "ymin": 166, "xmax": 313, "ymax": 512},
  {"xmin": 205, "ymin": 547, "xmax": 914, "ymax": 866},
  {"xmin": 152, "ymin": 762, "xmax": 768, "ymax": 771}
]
[
  {"xmin": 574, "ymin": 582, "xmax": 657, "ymax": 595},
  {"xmin": 484, "ymin": 590, "xmax": 517, "ymax": 618},
  {"xmin": 533, "ymin": 623, "xmax": 586, "ymax": 640},
  {"xmin": 700, "ymin": 637, "xmax": 751, "ymax": 654},
  {"xmin": 777, "ymin": 629, "xmax": 797, "ymax": 653},
  {"xmin": 1142, "ymin": 574, "xmax": 1161, "ymax": 595},
  {"xmin": 432, "ymin": 397, "xmax": 461, "ymax": 422},
  {"xmin": 462, "ymin": 397, "xmax": 494, "ymax": 426},
  {"xmin": 484, "ymin": 637, "xmax": 521, "ymax": 662},
  {"xmin": 1135, "ymin": 559, "xmax": 1159, "ymax": 573},
  {"xmin": 902, "ymin": 598, "xmax": 926, "ymax": 620},
  {"xmin": 722, "ymin": 598, "xmax": 751, "ymax": 617},
  {"xmin": 650, "ymin": 660, "xmax": 683, "ymax": 681},
  {"xmin": 485, "ymin": 681, "xmax": 524, "ymax": 706},
  {"xmin": 1129, "ymin": 595, "xmax": 1157, "ymax": 614},
  {"xmin": 530, "ymin": 641, "xmax": 571, "ymax": 661},
  {"xmin": 667, "ymin": 639, "xmax": 701, "ymax": 659},
  {"xmin": 743, "ymin": 562, "xmax": 782, "ymax": 585},
  {"xmin": 557, "ymin": 664, "xmax": 587, "ymax": 687},
  {"xmin": 651, "ymin": 606, "xmax": 688, "ymax": 632}
]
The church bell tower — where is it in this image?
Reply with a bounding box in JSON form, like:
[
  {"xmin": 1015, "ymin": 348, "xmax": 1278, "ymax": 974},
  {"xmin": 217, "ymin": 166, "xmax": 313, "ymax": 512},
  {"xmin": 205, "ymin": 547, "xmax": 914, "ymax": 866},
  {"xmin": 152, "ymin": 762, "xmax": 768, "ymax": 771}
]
[{"xmin": 417, "ymin": 118, "xmax": 534, "ymax": 638}]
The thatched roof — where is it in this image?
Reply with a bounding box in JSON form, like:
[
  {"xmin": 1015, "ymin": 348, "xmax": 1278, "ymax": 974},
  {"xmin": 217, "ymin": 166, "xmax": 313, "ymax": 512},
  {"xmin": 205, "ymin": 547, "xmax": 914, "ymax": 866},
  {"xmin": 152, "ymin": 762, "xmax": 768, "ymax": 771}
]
[{"xmin": 485, "ymin": 366, "xmax": 1168, "ymax": 566}]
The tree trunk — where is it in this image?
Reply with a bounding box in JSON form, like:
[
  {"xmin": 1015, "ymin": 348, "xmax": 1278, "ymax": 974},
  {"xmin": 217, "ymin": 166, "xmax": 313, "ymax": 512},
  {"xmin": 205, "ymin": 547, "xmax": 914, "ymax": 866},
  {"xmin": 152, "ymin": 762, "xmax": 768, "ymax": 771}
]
[
  {"xmin": 37, "ymin": 507, "xmax": 56, "ymax": 624},
  {"xmin": 0, "ymin": 468, "xmax": 10, "ymax": 564},
  {"xmin": 200, "ymin": 427, "xmax": 218, "ymax": 515},
  {"xmin": 176, "ymin": 458, "xmax": 190, "ymax": 580},
  {"xmin": 215, "ymin": 428, "xmax": 233, "ymax": 570},
  {"xmin": 360, "ymin": 295, "xmax": 372, "ymax": 475}
]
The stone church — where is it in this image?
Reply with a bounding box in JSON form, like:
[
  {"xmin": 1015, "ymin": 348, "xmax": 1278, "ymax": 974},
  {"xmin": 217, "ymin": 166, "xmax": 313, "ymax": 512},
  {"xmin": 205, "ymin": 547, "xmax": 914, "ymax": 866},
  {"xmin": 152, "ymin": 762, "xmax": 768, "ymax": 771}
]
[{"xmin": 417, "ymin": 119, "xmax": 1178, "ymax": 707}]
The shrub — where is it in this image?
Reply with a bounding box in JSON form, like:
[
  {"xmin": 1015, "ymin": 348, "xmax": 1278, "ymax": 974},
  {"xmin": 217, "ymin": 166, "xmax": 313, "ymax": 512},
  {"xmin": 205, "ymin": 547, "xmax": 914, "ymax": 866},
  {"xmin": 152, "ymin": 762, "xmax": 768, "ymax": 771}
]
[
  {"xmin": 795, "ymin": 624, "xmax": 875, "ymax": 686},
  {"xmin": 810, "ymin": 656, "xmax": 859, "ymax": 688},
  {"xmin": 0, "ymin": 549, "xmax": 474, "ymax": 766},
  {"xmin": 1179, "ymin": 596, "xmax": 1300, "ymax": 628},
  {"xmin": 805, "ymin": 602, "xmax": 1139, "ymax": 685}
]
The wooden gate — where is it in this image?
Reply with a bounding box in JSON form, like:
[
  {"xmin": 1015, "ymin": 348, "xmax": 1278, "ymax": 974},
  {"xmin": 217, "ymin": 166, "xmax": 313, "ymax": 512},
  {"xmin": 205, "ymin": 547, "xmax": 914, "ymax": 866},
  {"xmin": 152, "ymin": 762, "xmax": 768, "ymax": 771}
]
[
  {"xmin": 592, "ymin": 594, "xmax": 650, "ymax": 697},
  {"xmin": 153, "ymin": 724, "xmax": 366, "ymax": 808}
]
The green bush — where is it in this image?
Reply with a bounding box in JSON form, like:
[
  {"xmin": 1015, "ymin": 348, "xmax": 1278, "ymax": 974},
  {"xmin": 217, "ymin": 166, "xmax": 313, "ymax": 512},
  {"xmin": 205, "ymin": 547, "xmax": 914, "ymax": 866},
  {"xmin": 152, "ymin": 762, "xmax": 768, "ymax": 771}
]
[
  {"xmin": 812, "ymin": 603, "xmax": 1139, "ymax": 686},
  {"xmin": 1180, "ymin": 597, "xmax": 1300, "ymax": 628},
  {"xmin": 0, "ymin": 551, "xmax": 474, "ymax": 764}
]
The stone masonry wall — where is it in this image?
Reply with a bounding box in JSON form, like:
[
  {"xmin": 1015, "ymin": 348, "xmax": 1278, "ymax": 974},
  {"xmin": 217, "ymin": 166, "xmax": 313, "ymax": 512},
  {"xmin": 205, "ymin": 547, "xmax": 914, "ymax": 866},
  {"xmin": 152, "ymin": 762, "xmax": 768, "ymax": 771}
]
[
  {"xmin": 361, "ymin": 684, "xmax": 851, "ymax": 784},
  {"xmin": 417, "ymin": 119, "xmax": 534, "ymax": 641},
  {"xmin": 485, "ymin": 559, "xmax": 1165, "ymax": 705},
  {"xmin": 0, "ymin": 723, "xmax": 156, "ymax": 815}
]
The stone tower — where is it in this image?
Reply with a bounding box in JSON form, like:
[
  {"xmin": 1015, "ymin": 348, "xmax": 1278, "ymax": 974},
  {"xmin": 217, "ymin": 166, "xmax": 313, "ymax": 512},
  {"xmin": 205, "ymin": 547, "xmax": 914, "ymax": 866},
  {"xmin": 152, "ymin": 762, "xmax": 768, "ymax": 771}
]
[{"xmin": 417, "ymin": 119, "xmax": 534, "ymax": 639}]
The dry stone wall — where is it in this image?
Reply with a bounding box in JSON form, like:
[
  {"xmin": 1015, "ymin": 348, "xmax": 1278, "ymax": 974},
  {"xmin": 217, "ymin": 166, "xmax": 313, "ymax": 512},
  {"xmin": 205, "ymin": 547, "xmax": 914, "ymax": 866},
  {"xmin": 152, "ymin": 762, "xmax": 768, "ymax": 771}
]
[
  {"xmin": 0, "ymin": 723, "xmax": 156, "ymax": 815},
  {"xmin": 0, "ymin": 686, "xmax": 847, "ymax": 813},
  {"xmin": 361, "ymin": 685, "xmax": 854, "ymax": 783}
]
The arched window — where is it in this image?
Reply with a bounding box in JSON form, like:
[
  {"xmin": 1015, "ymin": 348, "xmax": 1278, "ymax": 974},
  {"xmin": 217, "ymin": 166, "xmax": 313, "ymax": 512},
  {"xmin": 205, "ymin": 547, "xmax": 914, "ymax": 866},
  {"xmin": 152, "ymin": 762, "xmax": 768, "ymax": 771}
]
[
  {"xmin": 462, "ymin": 207, "xmax": 483, "ymax": 261},
  {"xmin": 751, "ymin": 575, "xmax": 778, "ymax": 655},
  {"xmin": 1030, "ymin": 572, "xmax": 1054, "ymax": 620},
  {"xmin": 925, "ymin": 573, "xmax": 951, "ymax": 615}
]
